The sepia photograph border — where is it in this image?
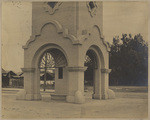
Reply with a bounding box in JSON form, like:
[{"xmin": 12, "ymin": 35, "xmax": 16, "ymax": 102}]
[{"xmin": 0, "ymin": 0, "xmax": 150, "ymax": 120}]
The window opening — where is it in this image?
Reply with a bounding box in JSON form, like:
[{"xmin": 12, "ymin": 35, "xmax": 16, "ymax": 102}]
[
  {"xmin": 58, "ymin": 67, "xmax": 63, "ymax": 79},
  {"xmin": 89, "ymin": 2, "xmax": 95, "ymax": 9},
  {"xmin": 47, "ymin": 2, "xmax": 58, "ymax": 8}
]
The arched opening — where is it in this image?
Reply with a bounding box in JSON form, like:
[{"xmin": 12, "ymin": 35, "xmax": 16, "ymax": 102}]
[
  {"xmin": 38, "ymin": 48, "xmax": 67, "ymax": 92},
  {"xmin": 84, "ymin": 49, "xmax": 98, "ymax": 100}
]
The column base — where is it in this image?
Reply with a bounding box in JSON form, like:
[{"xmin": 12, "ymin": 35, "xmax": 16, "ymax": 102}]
[
  {"xmin": 66, "ymin": 95, "xmax": 75, "ymax": 103},
  {"xmin": 74, "ymin": 90, "xmax": 85, "ymax": 104},
  {"xmin": 102, "ymin": 92, "xmax": 109, "ymax": 100},
  {"xmin": 16, "ymin": 89, "xmax": 26, "ymax": 100},
  {"xmin": 107, "ymin": 89, "xmax": 115, "ymax": 99},
  {"xmin": 16, "ymin": 89, "xmax": 42, "ymax": 100},
  {"xmin": 33, "ymin": 93, "xmax": 42, "ymax": 100},
  {"xmin": 66, "ymin": 91, "xmax": 85, "ymax": 104},
  {"xmin": 92, "ymin": 93, "xmax": 101, "ymax": 99}
]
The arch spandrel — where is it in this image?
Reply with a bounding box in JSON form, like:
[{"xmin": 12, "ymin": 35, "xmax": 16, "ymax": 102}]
[
  {"xmin": 23, "ymin": 20, "xmax": 78, "ymax": 50},
  {"xmin": 92, "ymin": 25, "xmax": 110, "ymax": 52},
  {"xmin": 23, "ymin": 22, "xmax": 75, "ymax": 68},
  {"xmin": 79, "ymin": 42, "xmax": 108, "ymax": 68}
]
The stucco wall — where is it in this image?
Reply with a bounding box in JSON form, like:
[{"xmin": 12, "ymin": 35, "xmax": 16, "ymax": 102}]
[
  {"xmin": 78, "ymin": 2, "xmax": 103, "ymax": 37},
  {"xmin": 32, "ymin": 2, "xmax": 77, "ymax": 36}
]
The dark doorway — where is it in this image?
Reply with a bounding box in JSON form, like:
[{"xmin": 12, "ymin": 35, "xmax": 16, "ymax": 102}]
[{"xmin": 84, "ymin": 49, "xmax": 97, "ymax": 99}]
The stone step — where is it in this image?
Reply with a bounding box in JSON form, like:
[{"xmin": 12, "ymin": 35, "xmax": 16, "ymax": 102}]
[{"xmin": 51, "ymin": 94, "xmax": 66, "ymax": 100}]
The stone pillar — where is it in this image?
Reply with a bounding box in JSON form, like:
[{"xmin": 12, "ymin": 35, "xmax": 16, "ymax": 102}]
[
  {"xmin": 101, "ymin": 68, "xmax": 111, "ymax": 99},
  {"xmin": 66, "ymin": 66, "xmax": 87, "ymax": 104},
  {"xmin": 33, "ymin": 68, "xmax": 42, "ymax": 100},
  {"xmin": 16, "ymin": 68, "xmax": 42, "ymax": 100},
  {"xmin": 92, "ymin": 68, "xmax": 102, "ymax": 99}
]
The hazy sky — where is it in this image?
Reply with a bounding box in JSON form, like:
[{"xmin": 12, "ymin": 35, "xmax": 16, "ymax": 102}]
[{"xmin": 2, "ymin": 1, "xmax": 148, "ymax": 72}]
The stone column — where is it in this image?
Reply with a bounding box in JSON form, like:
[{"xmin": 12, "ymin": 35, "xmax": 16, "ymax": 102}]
[
  {"xmin": 92, "ymin": 68, "xmax": 102, "ymax": 99},
  {"xmin": 101, "ymin": 68, "xmax": 111, "ymax": 99},
  {"xmin": 33, "ymin": 68, "xmax": 42, "ymax": 100},
  {"xmin": 66, "ymin": 66, "xmax": 87, "ymax": 104},
  {"xmin": 16, "ymin": 68, "xmax": 41, "ymax": 100}
]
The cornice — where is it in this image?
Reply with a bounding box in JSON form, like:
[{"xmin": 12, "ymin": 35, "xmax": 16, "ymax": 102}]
[
  {"xmin": 101, "ymin": 68, "xmax": 111, "ymax": 73},
  {"xmin": 23, "ymin": 21, "xmax": 110, "ymax": 52}
]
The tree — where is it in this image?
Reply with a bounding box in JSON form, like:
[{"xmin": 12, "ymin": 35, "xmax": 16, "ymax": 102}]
[
  {"xmin": 109, "ymin": 34, "xmax": 148, "ymax": 86},
  {"xmin": 39, "ymin": 52, "xmax": 55, "ymax": 91}
]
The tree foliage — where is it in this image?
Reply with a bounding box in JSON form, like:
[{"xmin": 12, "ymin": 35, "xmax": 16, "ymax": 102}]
[{"xmin": 109, "ymin": 34, "xmax": 148, "ymax": 86}]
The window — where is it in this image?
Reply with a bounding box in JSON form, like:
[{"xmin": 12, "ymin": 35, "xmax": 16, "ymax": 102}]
[
  {"xmin": 47, "ymin": 2, "xmax": 58, "ymax": 8},
  {"xmin": 44, "ymin": 2, "xmax": 62, "ymax": 15},
  {"xmin": 87, "ymin": 1, "xmax": 97, "ymax": 17},
  {"xmin": 58, "ymin": 67, "xmax": 63, "ymax": 79},
  {"xmin": 89, "ymin": 2, "xmax": 95, "ymax": 9}
]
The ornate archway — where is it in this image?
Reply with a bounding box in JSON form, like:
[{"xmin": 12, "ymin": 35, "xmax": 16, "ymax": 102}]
[
  {"xmin": 16, "ymin": 2, "xmax": 115, "ymax": 104},
  {"xmin": 84, "ymin": 45, "xmax": 106, "ymax": 100}
]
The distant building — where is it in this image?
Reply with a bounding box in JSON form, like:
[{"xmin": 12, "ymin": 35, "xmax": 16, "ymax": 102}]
[
  {"xmin": 2, "ymin": 68, "xmax": 9, "ymax": 87},
  {"xmin": 2, "ymin": 68, "xmax": 24, "ymax": 87},
  {"xmin": 11, "ymin": 72, "xmax": 24, "ymax": 87}
]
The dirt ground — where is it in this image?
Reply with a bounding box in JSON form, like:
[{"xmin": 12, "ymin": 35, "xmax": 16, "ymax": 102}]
[{"xmin": 1, "ymin": 86, "xmax": 148, "ymax": 119}]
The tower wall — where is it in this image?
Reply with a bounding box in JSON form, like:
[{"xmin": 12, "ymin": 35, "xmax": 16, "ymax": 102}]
[
  {"xmin": 16, "ymin": 1, "xmax": 115, "ymax": 103},
  {"xmin": 77, "ymin": 2, "xmax": 103, "ymax": 37},
  {"xmin": 32, "ymin": 2, "xmax": 77, "ymax": 36},
  {"xmin": 32, "ymin": 2, "xmax": 103, "ymax": 38}
]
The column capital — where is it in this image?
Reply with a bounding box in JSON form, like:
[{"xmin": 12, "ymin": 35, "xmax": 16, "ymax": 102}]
[
  {"xmin": 66, "ymin": 66, "xmax": 87, "ymax": 72},
  {"xmin": 101, "ymin": 68, "xmax": 111, "ymax": 73},
  {"xmin": 21, "ymin": 68, "xmax": 35, "ymax": 72}
]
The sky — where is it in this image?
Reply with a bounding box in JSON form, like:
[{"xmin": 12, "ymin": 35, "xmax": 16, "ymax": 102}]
[{"xmin": 1, "ymin": 1, "xmax": 149, "ymax": 72}]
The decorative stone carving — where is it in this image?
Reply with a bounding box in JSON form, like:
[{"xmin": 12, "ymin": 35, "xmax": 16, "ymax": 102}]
[
  {"xmin": 22, "ymin": 20, "xmax": 78, "ymax": 49},
  {"xmin": 43, "ymin": 2, "xmax": 62, "ymax": 15},
  {"xmin": 87, "ymin": 1, "xmax": 97, "ymax": 17},
  {"xmin": 93, "ymin": 25, "xmax": 111, "ymax": 52},
  {"xmin": 23, "ymin": 20, "xmax": 110, "ymax": 52},
  {"xmin": 101, "ymin": 68, "xmax": 112, "ymax": 73}
]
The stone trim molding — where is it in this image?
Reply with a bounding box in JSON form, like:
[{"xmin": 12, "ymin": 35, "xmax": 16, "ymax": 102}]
[
  {"xmin": 23, "ymin": 20, "xmax": 110, "ymax": 52},
  {"xmin": 43, "ymin": 2, "xmax": 62, "ymax": 15},
  {"xmin": 21, "ymin": 68, "xmax": 35, "ymax": 72},
  {"xmin": 93, "ymin": 25, "xmax": 110, "ymax": 52},
  {"xmin": 101, "ymin": 68, "xmax": 111, "ymax": 73},
  {"xmin": 67, "ymin": 66, "xmax": 87, "ymax": 72},
  {"xmin": 22, "ymin": 20, "xmax": 79, "ymax": 49}
]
